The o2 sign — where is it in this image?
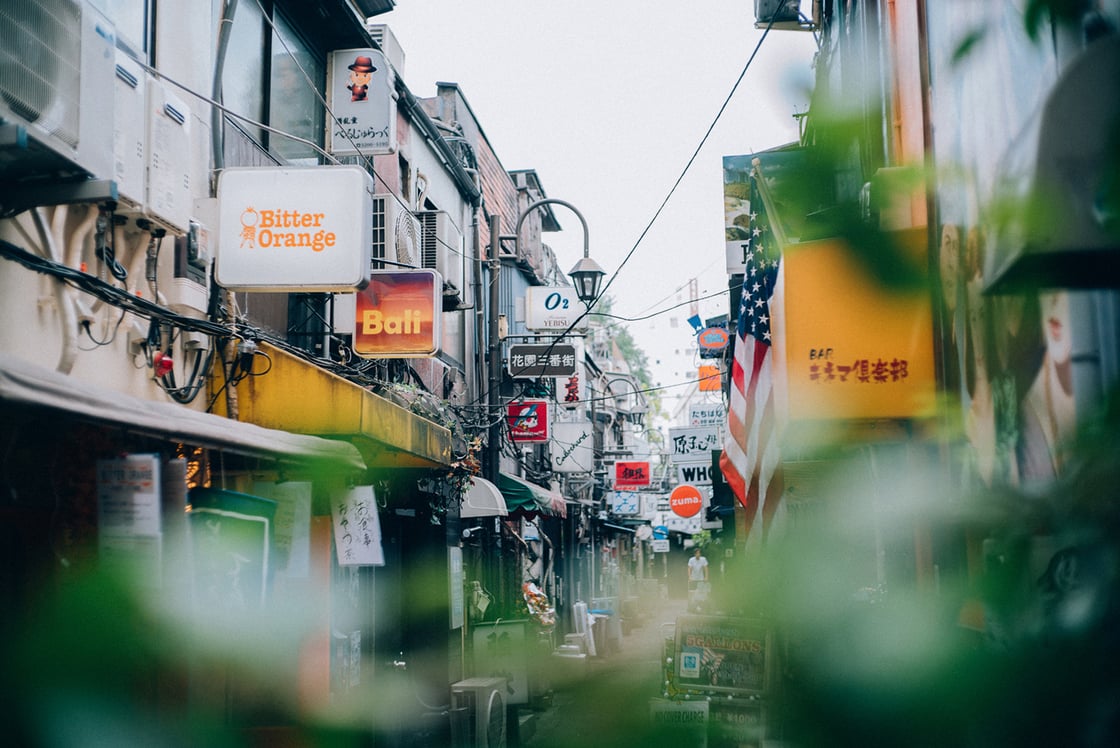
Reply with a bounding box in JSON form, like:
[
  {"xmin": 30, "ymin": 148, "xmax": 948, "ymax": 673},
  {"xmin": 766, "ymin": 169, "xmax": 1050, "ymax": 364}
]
[{"xmin": 525, "ymin": 286, "xmax": 586, "ymax": 331}]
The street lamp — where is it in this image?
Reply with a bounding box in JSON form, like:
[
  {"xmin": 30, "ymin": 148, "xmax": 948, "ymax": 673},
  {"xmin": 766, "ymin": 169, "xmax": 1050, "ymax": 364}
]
[{"xmin": 504, "ymin": 197, "xmax": 605, "ymax": 305}]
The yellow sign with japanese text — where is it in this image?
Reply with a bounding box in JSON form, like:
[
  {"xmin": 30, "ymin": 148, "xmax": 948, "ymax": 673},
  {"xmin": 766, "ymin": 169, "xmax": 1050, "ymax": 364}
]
[{"xmin": 777, "ymin": 232, "xmax": 935, "ymax": 421}]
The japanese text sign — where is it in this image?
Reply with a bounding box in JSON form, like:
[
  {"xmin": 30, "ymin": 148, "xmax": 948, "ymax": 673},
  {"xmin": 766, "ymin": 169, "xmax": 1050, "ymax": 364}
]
[
  {"xmin": 508, "ymin": 343, "xmax": 577, "ymax": 378},
  {"xmin": 614, "ymin": 461, "xmax": 651, "ymax": 488},
  {"xmin": 668, "ymin": 426, "xmax": 720, "ymax": 464}
]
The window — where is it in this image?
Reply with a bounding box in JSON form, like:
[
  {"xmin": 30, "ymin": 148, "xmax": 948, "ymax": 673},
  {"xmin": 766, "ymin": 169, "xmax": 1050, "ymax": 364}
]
[
  {"xmin": 90, "ymin": 0, "xmax": 147, "ymax": 53},
  {"xmin": 269, "ymin": 13, "xmax": 325, "ymax": 164},
  {"xmin": 221, "ymin": 2, "xmax": 325, "ymax": 164}
]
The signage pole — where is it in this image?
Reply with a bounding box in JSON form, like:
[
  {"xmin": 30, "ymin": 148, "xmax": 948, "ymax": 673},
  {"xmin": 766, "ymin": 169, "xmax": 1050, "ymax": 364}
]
[{"xmin": 486, "ymin": 215, "xmax": 502, "ymax": 484}]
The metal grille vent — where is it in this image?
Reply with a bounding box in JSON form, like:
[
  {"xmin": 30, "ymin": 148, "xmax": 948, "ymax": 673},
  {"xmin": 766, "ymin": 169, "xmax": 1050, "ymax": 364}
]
[{"xmin": 0, "ymin": 0, "xmax": 82, "ymax": 148}]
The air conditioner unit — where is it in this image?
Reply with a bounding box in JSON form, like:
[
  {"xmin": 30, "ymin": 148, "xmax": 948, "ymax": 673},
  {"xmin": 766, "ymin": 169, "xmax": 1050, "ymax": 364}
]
[
  {"xmin": 0, "ymin": 0, "xmax": 115, "ymax": 185},
  {"xmin": 417, "ymin": 210, "xmax": 464, "ymax": 301},
  {"xmin": 372, "ymin": 193, "xmax": 420, "ymax": 268},
  {"xmin": 451, "ymin": 677, "xmax": 506, "ymax": 748},
  {"xmin": 145, "ymin": 78, "xmax": 192, "ymax": 234}
]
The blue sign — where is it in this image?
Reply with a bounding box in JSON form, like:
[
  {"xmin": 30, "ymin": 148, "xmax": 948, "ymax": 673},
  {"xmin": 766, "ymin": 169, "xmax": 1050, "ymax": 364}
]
[{"xmin": 653, "ymin": 525, "xmax": 669, "ymax": 540}]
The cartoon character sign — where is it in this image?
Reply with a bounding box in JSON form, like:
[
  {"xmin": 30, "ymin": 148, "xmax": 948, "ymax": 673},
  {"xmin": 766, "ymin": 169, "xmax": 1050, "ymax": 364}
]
[{"xmin": 346, "ymin": 55, "xmax": 377, "ymax": 102}]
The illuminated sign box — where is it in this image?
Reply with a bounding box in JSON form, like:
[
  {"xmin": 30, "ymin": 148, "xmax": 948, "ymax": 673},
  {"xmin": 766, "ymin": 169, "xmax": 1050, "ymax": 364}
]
[
  {"xmin": 614, "ymin": 461, "xmax": 651, "ymax": 488},
  {"xmin": 353, "ymin": 269, "xmax": 441, "ymax": 358},
  {"xmin": 524, "ymin": 286, "xmax": 586, "ymax": 331},
  {"xmin": 779, "ymin": 234, "xmax": 935, "ymax": 420},
  {"xmin": 507, "ymin": 400, "xmax": 549, "ymax": 442},
  {"xmin": 326, "ymin": 49, "xmax": 396, "ymax": 155},
  {"xmin": 216, "ymin": 166, "xmax": 373, "ymax": 292}
]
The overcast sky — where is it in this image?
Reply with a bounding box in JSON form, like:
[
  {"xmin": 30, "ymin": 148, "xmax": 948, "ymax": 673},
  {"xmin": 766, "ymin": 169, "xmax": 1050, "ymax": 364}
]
[{"xmin": 385, "ymin": 1, "xmax": 818, "ymax": 421}]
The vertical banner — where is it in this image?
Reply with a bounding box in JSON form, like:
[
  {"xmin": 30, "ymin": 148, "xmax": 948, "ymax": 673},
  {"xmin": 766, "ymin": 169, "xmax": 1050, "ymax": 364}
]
[
  {"xmin": 327, "ymin": 49, "xmax": 395, "ymax": 155},
  {"xmin": 330, "ymin": 485, "xmax": 385, "ymax": 566},
  {"xmin": 97, "ymin": 453, "xmax": 162, "ymax": 585}
]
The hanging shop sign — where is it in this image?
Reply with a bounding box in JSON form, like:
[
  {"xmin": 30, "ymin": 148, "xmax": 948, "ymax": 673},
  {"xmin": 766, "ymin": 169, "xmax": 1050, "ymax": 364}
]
[
  {"xmin": 508, "ymin": 343, "xmax": 577, "ymax": 378},
  {"xmin": 525, "ymin": 286, "xmax": 588, "ymax": 331},
  {"xmin": 353, "ymin": 269, "xmax": 441, "ymax": 358},
  {"xmin": 670, "ymin": 484, "xmax": 704, "ymax": 518},
  {"xmin": 697, "ymin": 364, "xmax": 722, "ymax": 392},
  {"xmin": 507, "ymin": 400, "xmax": 549, "ymax": 442},
  {"xmin": 689, "ymin": 403, "xmax": 725, "ymax": 427},
  {"xmin": 697, "ymin": 325, "xmax": 730, "ymax": 354},
  {"xmin": 551, "ymin": 419, "xmax": 594, "ymax": 473},
  {"xmin": 669, "ymin": 426, "xmax": 721, "ymax": 464},
  {"xmin": 216, "ymin": 165, "xmax": 373, "ymax": 292},
  {"xmin": 675, "ymin": 461, "xmax": 713, "ymax": 486},
  {"xmin": 780, "ymin": 235, "xmax": 936, "ymax": 420},
  {"xmin": 326, "ymin": 49, "xmax": 396, "ymax": 155},
  {"xmin": 614, "ymin": 461, "xmax": 651, "ymax": 488},
  {"xmin": 608, "ymin": 491, "xmax": 641, "ymax": 515}
]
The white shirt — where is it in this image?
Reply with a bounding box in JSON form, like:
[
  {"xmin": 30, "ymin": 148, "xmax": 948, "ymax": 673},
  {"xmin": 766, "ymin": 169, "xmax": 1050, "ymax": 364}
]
[{"xmin": 688, "ymin": 555, "xmax": 708, "ymax": 581}]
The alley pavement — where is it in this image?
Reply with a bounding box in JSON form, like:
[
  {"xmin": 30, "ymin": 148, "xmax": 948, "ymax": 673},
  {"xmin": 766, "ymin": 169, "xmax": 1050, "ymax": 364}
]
[{"xmin": 520, "ymin": 589, "xmax": 692, "ymax": 747}]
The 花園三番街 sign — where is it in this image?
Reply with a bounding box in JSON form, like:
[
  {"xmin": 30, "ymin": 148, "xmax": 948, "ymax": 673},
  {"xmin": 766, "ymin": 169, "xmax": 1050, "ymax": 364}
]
[{"xmin": 508, "ymin": 344, "xmax": 577, "ymax": 378}]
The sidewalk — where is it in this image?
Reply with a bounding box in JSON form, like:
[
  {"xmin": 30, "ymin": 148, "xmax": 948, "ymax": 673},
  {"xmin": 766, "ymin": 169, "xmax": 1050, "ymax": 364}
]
[{"xmin": 521, "ymin": 589, "xmax": 691, "ymax": 747}]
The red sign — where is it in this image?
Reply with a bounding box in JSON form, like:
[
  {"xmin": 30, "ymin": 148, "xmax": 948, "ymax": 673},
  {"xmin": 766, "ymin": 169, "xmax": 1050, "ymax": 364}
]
[
  {"xmin": 670, "ymin": 484, "xmax": 703, "ymax": 518},
  {"xmin": 614, "ymin": 461, "xmax": 651, "ymax": 488},
  {"xmin": 506, "ymin": 400, "xmax": 549, "ymax": 442}
]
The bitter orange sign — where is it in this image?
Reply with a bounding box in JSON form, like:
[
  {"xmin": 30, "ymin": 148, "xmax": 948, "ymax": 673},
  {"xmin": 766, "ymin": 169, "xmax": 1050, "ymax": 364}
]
[{"xmin": 353, "ymin": 270, "xmax": 441, "ymax": 358}]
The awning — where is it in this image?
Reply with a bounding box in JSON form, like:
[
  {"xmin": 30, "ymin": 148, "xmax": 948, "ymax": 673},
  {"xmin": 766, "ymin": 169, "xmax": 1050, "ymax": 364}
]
[
  {"xmin": 0, "ymin": 352, "xmax": 366, "ymax": 471},
  {"xmin": 498, "ymin": 472, "xmax": 567, "ymax": 517},
  {"xmin": 984, "ymin": 34, "xmax": 1120, "ymax": 293},
  {"xmin": 461, "ymin": 476, "xmax": 508, "ymax": 518},
  {"xmin": 237, "ymin": 342, "xmax": 453, "ymax": 469}
]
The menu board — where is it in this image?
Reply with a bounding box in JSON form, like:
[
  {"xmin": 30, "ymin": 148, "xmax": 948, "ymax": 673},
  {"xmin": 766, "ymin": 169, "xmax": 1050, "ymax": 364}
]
[{"xmin": 674, "ymin": 615, "xmax": 771, "ymax": 696}]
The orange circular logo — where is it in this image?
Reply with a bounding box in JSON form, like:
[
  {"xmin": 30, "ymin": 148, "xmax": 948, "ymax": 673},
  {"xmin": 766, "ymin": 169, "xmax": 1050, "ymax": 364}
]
[{"xmin": 669, "ymin": 484, "xmax": 703, "ymax": 518}]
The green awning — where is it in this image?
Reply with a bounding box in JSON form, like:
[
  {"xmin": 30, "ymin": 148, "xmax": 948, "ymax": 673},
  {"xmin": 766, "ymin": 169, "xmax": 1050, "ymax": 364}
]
[{"xmin": 498, "ymin": 472, "xmax": 567, "ymax": 517}]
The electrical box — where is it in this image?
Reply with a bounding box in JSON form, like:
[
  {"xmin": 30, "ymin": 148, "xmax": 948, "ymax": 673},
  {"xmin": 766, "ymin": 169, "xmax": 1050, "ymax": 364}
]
[
  {"xmin": 113, "ymin": 48, "xmax": 148, "ymax": 212},
  {"xmin": 146, "ymin": 78, "xmax": 192, "ymax": 234}
]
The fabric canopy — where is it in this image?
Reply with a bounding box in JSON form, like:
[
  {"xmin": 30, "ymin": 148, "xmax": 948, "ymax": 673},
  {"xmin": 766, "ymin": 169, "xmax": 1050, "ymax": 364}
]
[
  {"xmin": 498, "ymin": 472, "xmax": 567, "ymax": 517},
  {"xmin": 0, "ymin": 353, "xmax": 366, "ymax": 470},
  {"xmin": 461, "ymin": 476, "xmax": 509, "ymax": 518}
]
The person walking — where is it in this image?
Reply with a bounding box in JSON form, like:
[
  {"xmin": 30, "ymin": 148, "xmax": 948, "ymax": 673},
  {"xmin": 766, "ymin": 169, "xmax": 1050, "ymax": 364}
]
[{"xmin": 687, "ymin": 547, "xmax": 709, "ymax": 612}]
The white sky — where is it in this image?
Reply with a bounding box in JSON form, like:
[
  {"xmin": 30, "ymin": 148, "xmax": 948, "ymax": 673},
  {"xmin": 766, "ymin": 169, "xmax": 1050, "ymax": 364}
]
[{"xmin": 385, "ymin": 1, "xmax": 818, "ymax": 421}]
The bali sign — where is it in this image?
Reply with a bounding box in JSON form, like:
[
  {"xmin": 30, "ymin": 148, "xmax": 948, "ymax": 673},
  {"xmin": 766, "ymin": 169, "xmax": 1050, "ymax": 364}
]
[
  {"xmin": 216, "ymin": 166, "xmax": 373, "ymax": 292},
  {"xmin": 353, "ymin": 270, "xmax": 441, "ymax": 358}
]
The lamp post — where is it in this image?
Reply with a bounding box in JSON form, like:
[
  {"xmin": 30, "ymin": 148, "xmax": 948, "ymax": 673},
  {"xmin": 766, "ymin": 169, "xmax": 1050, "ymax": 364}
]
[{"xmin": 505, "ymin": 198, "xmax": 605, "ymax": 307}]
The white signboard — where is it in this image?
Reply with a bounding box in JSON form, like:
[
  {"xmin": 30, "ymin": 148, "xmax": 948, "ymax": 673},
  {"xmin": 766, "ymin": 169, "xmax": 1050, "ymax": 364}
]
[
  {"xmin": 330, "ymin": 485, "xmax": 385, "ymax": 566},
  {"xmin": 608, "ymin": 491, "xmax": 641, "ymax": 515},
  {"xmin": 689, "ymin": 403, "xmax": 725, "ymax": 427},
  {"xmin": 216, "ymin": 165, "xmax": 373, "ymax": 291},
  {"xmin": 651, "ymin": 539, "xmax": 671, "ymax": 553},
  {"xmin": 524, "ymin": 286, "xmax": 587, "ymax": 331},
  {"xmin": 668, "ymin": 426, "xmax": 721, "ymax": 464},
  {"xmin": 551, "ymin": 419, "xmax": 594, "ymax": 473},
  {"xmin": 97, "ymin": 454, "xmax": 161, "ymax": 537},
  {"xmin": 253, "ymin": 481, "xmax": 312, "ymax": 578},
  {"xmin": 327, "ymin": 49, "xmax": 395, "ymax": 155},
  {"xmin": 676, "ymin": 462, "xmax": 714, "ymax": 486}
]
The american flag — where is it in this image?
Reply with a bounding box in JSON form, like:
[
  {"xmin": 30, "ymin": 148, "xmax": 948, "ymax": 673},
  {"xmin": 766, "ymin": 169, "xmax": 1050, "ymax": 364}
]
[{"xmin": 719, "ymin": 165, "xmax": 783, "ymax": 544}]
